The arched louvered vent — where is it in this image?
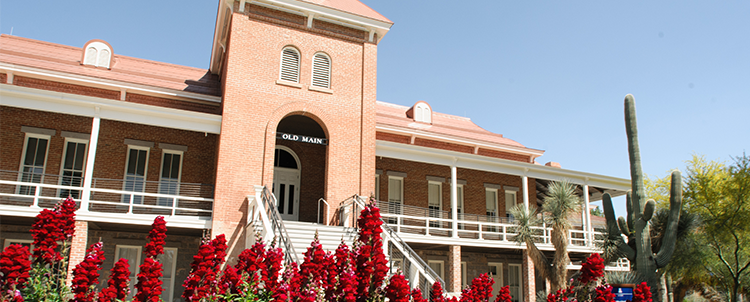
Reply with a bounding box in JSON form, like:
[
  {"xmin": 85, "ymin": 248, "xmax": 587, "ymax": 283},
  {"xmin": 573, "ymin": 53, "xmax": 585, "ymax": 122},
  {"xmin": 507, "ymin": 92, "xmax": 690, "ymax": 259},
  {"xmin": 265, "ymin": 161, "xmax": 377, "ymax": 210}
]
[
  {"xmin": 311, "ymin": 53, "xmax": 331, "ymax": 89},
  {"xmin": 82, "ymin": 41, "xmax": 112, "ymax": 69},
  {"xmin": 280, "ymin": 47, "xmax": 300, "ymax": 83}
]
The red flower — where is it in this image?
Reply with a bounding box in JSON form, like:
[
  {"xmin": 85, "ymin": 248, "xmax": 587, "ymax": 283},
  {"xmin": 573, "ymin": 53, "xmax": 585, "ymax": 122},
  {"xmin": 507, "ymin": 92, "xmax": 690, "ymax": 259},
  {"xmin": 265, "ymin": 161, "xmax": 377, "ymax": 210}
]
[
  {"xmin": 385, "ymin": 274, "xmax": 410, "ymax": 302},
  {"xmin": 354, "ymin": 200, "xmax": 389, "ymax": 300},
  {"xmin": 71, "ymin": 242, "xmax": 105, "ymax": 302},
  {"xmin": 494, "ymin": 285, "xmax": 512, "ymax": 302},
  {"xmin": 412, "ymin": 288, "xmax": 429, "ymax": 302},
  {"xmin": 633, "ymin": 282, "xmax": 652, "ymax": 302},
  {"xmin": 218, "ymin": 266, "xmax": 241, "ymax": 294},
  {"xmin": 0, "ymin": 244, "xmax": 31, "ymax": 292},
  {"xmin": 431, "ymin": 281, "xmax": 448, "ymax": 302},
  {"xmin": 299, "ymin": 232, "xmax": 333, "ymax": 288},
  {"xmin": 30, "ymin": 198, "xmax": 77, "ymax": 265},
  {"xmin": 579, "ymin": 253, "xmax": 605, "ymax": 284},
  {"xmin": 594, "ymin": 285, "xmax": 616, "ymax": 302},
  {"xmin": 133, "ymin": 258, "xmax": 163, "ymax": 302},
  {"xmin": 98, "ymin": 258, "xmax": 131, "ymax": 302},
  {"xmin": 144, "ymin": 216, "xmax": 167, "ymax": 258},
  {"xmin": 182, "ymin": 235, "xmax": 226, "ymax": 301},
  {"xmin": 460, "ymin": 273, "xmax": 495, "ymax": 302},
  {"xmin": 264, "ymin": 245, "xmax": 284, "ymax": 293},
  {"xmin": 235, "ymin": 237, "xmax": 267, "ymax": 286}
]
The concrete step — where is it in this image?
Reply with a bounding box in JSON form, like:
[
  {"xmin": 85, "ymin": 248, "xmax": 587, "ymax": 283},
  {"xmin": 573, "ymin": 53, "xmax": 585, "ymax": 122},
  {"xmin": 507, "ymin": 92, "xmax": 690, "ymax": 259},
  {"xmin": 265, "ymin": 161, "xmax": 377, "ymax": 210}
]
[{"xmin": 282, "ymin": 221, "xmax": 360, "ymax": 261}]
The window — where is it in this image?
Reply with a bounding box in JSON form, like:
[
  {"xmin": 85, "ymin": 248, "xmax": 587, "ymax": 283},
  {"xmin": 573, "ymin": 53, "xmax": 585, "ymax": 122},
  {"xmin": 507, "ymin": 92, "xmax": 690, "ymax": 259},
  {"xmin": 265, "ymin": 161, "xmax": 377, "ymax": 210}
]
[
  {"xmin": 461, "ymin": 261, "xmax": 468, "ymax": 289},
  {"xmin": 18, "ymin": 133, "xmax": 50, "ymax": 195},
  {"xmin": 3, "ymin": 239, "xmax": 33, "ymax": 250},
  {"xmin": 428, "ymin": 260, "xmax": 445, "ymax": 281},
  {"xmin": 115, "ymin": 245, "xmax": 142, "ymax": 300},
  {"xmin": 123, "ymin": 146, "xmax": 149, "ymax": 204},
  {"xmin": 488, "ymin": 263, "xmax": 503, "ymax": 296},
  {"xmin": 82, "ymin": 41, "xmax": 112, "ymax": 68},
  {"xmin": 279, "ymin": 47, "xmax": 300, "ymax": 83},
  {"xmin": 311, "ymin": 52, "xmax": 331, "ymax": 89},
  {"xmin": 428, "ymin": 181, "xmax": 442, "ymax": 228},
  {"xmin": 456, "ymin": 185, "xmax": 465, "ymax": 229},
  {"xmin": 508, "ymin": 264, "xmax": 522, "ymax": 302},
  {"xmin": 59, "ymin": 139, "xmax": 87, "ymax": 199},
  {"xmin": 505, "ymin": 190, "xmax": 518, "ymax": 220},
  {"xmin": 387, "ymin": 176, "xmax": 403, "ymax": 224},
  {"xmin": 374, "ymin": 174, "xmax": 380, "ymax": 201},
  {"xmin": 158, "ymin": 150, "xmax": 182, "ymax": 207},
  {"xmin": 486, "ymin": 189, "xmax": 498, "ymax": 232},
  {"xmin": 414, "ymin": 102, "xmax": 432, "ymax": 123}
]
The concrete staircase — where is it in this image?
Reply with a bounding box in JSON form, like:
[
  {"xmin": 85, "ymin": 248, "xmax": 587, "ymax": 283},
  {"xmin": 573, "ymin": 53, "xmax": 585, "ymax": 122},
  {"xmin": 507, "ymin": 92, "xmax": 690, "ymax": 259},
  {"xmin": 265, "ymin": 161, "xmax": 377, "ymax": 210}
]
[{"xmin": 283, "ymin": 221, "xmax": 359, "ymax": 262}]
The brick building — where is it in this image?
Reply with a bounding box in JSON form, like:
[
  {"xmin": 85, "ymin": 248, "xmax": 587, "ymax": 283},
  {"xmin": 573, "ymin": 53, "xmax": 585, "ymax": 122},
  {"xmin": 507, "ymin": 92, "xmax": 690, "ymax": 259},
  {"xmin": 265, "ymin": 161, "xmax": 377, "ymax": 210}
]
[{"xmin": 0, "ymin": 0, "xmax": 630, "ymax": 301}]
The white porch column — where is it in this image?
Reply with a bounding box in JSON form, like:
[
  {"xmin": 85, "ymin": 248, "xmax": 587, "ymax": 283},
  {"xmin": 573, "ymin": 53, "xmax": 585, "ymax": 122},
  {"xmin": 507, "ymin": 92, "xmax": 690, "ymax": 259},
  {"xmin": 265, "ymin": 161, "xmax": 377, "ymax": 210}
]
[
  {"xmin": 451, "ymin": 160, "xmax": 458, "ymax": 238},
  {"xmin": 522, "ymin": 171, "xmax": 529, "ymax": 213},
  {"xmin": 80, "ymin": 109, "xmax": 100, "ymax": 212},
  {"xmin": 583, "ymin": 182, "xmax": 592, "ymax": 246}
]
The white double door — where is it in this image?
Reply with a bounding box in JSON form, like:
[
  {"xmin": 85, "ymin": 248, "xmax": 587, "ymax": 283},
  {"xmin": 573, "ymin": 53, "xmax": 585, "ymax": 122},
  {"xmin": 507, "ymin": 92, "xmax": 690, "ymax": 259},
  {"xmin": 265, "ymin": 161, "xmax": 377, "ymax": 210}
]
[{"xmin": 273, "ymin": 168, "xmax": 300, "ymax": 221}]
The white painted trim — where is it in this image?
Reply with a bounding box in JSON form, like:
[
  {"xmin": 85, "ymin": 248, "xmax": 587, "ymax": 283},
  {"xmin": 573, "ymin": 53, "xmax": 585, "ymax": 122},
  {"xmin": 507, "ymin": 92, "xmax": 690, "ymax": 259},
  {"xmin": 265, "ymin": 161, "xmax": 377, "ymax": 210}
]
[
  {"xmin": 428, "ymin": 260, "xmax": 445, "ymax": 281},
  {"xmin": 58, "ymin": 137, "xmax": 88, "ymax": 199},
  {"xmin": 461, "ymin": 261, "xmax": 468, "ymax": 288},
  {"xmin": 0, "ymin": 85, "xmax": 222, "ymax": 134},
  {"xmin": 377, "ymin": 124, "xmax": 544, "ymax": 159},
  {"xmin": 488, "ymin": 262, "xmax": 503, "ymax": 288},
  {"xmin": 0, "ymin": 63, "xmax": 222, "ymax": 103},
  {"xmin": 81, "ymin": 114, "xmax": 99, "ymax": 211},
  {"xmin": 508, "ymin": 263, "xmax": 523, "ymax": 302},
  {"xmin": 375, "ymin": 140, "xmax": 630, "ymax": 194},
  {"xmin": 3, "ymin": 239, "xmax": 33, "ymax": 249}
]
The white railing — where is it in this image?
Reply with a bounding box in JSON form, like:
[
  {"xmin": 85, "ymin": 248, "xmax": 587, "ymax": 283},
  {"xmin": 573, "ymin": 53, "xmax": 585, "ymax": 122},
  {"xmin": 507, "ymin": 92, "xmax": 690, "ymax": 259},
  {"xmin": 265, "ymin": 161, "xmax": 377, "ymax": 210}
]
[
  {"xmin": 247, "ymin": 186, "xmax": 298, "ymax": 264},
  {"xmin": 0, "ymin": 170, "xmax": 213, "ymax": 221},
  {"xmin": 376, "ymin": 200, "xmax": 603, "ymax": 248}
]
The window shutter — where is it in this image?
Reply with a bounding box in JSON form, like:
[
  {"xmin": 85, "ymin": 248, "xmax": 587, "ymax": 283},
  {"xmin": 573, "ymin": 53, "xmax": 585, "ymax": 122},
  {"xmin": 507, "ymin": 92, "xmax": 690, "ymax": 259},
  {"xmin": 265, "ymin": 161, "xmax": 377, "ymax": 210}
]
[
  {"xmin": 311, "ymin": 53, "xmax": 330, "ymax": 88},
  {"xmin": 280, "ymin": 48, "xmax": 300, "ymax": 82}
]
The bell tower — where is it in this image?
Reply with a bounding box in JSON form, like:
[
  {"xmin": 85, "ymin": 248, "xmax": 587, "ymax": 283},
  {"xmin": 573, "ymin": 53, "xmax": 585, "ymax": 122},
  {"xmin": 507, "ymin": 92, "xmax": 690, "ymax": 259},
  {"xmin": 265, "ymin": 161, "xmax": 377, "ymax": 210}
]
[{"xmin": 208, "ymin": 0, "xmax": 392, "ymax": 257}]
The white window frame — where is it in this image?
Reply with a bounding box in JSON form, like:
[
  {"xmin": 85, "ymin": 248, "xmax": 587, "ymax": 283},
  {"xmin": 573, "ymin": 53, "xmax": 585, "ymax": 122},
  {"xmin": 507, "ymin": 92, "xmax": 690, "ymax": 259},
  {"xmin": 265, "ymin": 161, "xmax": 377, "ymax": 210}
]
[
  {"xmin": 414, "ymin": 102, "xmax": 432, "ymax": 123},
  {"xmin": 115, "ymin": 245, "xmax": 142, "ymax": 301},
  {"xmin": 428, "ymin": 260, "xmax": 445, "ymax": 281},
  {"xmin": 311, "ymin": 52, "xmax": 331, "ymax": 89},
  {"xmin": 486, "ymin": 188, "xmax": 499, "ymax": 232},
  {"xmin": 17, "ymin": 132, "xmax": 51, "ymax": 195},
  {"xmin": 428, "ymin": 181, "xmax": 442, "ymax": 228},
  {"xmin": 158, "ymin": 247, "xmax": 178, "ymax": 302},
  {"xmin": 157, "ymin": 150, "xmax": 183, "ymax": 207},
  {"xmin": 122, "ymin": 145, "xmax": 150, "ymax": 205},
  {"xmin": 279, "ymin": 46, "xmax": 301, "ymax": 83},
  {"xmin": 508, "ymin": 263, "xmax": 523, "ymax": 302},
  {"xmin": 58, "ymin": 137, "xmax": 88, "ymax": 199},
  {"xmin": 505, "ymin": 190, "xmax": 518, "ymax": 219},
  {"xmin": 387, "ymin": 176, "xmax": 404, "ymax": 223},
  {"xmin": 488, "ymin": 262, "xmax": 504, "ymax": 294},
  {"xmin": 456, "ymin": 184, "xmax": 465, "ymax": 229},
  {"xmin": 3, "ymin": 239, "xmax": 33, "ymax": 249},
  {"xmin": 374, "ymin": 174, "xmax": 380, "ymax": 201},
  {"xmin": 83, "ymin": 41, "xmax": 112, "ymax": 68}
]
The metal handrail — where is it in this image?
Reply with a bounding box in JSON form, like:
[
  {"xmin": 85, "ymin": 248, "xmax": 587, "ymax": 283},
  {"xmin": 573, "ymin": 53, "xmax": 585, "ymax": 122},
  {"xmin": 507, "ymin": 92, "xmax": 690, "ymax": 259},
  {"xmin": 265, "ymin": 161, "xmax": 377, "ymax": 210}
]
[
  {"xmin": 317, "ymin": 198, "xmax": 329, "ymax": 224},
  {"xmin": 260, "ymin": 186, "xmax": 299, "ymax": 264},
  {"xmin": 349, "ymin": 195, "xmax": 445, "ymax": 287}
]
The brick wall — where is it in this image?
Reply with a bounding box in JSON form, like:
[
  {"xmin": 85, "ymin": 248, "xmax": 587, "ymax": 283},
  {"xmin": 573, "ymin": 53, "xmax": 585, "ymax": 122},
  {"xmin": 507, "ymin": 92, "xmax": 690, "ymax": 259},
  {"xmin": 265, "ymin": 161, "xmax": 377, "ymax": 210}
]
[
  {"xmin": 213, "ymin": 7, "xmax": 378, "ymax": 258},
  {"xmin": 375, "ymin": 157, "xmax": 536, "ymax": 217}
]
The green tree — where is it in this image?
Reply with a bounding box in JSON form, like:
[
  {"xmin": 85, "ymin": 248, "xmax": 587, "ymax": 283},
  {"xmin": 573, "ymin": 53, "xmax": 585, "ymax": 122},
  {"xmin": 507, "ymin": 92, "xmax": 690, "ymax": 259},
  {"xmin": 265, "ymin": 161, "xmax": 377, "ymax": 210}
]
[
  {"xmin": 590, "ymin": 206, "xmax": 604, "ymax": 217},
  {"xmin": 684, "ymin": 154, "xmax": 750, "ymax": 302},
  {"xmin": 510, "ymin": 180, "xmax": 580, "ymax": 291}
]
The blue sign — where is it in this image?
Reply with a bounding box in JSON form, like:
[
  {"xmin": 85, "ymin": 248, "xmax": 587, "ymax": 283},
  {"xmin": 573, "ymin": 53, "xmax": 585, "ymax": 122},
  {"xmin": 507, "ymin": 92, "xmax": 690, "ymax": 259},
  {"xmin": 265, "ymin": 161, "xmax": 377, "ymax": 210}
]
[{"xmin": 611, "ymin": 286, "xmax": 634, "ymax": 302}]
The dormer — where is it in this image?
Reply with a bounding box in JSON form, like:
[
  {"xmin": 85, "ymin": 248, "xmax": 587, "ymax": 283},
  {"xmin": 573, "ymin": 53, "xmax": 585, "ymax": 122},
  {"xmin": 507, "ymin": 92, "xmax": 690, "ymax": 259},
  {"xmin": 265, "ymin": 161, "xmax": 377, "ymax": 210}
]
[
  {"xmin": 406, "ymin": 101, "xmax": 432, "ymax": 124},
  {"xmin": 81, "ymin": 40, "xmax": 113, "ymax": 69}
]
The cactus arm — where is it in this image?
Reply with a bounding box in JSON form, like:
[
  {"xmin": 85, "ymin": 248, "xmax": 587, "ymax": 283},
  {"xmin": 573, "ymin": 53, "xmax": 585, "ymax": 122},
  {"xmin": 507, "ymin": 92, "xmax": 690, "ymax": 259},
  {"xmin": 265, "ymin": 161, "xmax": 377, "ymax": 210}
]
[
  {"xmin": 655, "ymin": 171, "xmax": 683, "ymax": 267},
  {"xmin": 602, "ymin": 193, "xmax": 636, "ymax": 260},
  {"xmin": 643, "ymin": 199, "xmax": 655, "ymax": 222},
  {"xmin": 617, "ymin": 217, "xmax": 630, "ymax": 235},
  {"xmin": 624, "ymin": 94, "xmax": 646, "ymax": 217}
]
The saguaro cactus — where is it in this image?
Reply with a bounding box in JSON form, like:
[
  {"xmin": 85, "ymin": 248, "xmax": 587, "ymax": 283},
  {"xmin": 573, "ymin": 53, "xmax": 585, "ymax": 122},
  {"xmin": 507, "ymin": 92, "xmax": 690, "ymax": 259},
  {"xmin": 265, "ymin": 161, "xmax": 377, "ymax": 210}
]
[{"xmin": 601, "ymin": 94, "xmax": 683, "ymax": 291}]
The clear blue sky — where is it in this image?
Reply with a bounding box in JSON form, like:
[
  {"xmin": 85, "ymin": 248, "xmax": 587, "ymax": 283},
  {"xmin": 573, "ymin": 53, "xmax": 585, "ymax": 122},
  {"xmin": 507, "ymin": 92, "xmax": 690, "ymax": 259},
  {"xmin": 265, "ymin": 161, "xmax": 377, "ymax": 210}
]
[{"xmin": 2, "ymin": 1, "xmax": 749, "ymax": 216}]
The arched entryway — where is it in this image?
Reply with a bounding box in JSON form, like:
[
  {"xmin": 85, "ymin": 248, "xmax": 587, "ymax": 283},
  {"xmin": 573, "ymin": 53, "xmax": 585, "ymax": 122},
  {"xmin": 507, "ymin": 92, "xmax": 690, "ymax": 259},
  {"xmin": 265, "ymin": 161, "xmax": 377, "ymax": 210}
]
[{"xmin": 273, "ymin": 114, "xmax": 327, "ymax": 223}]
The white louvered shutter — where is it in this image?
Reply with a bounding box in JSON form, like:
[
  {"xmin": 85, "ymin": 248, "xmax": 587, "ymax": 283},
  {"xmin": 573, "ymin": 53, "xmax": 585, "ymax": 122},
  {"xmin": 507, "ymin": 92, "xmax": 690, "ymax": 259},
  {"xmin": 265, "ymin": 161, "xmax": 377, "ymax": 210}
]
[
  {"xmin": 280, "ymin": 48, "xmax": 300, "ymax": 82},
  {"xmin": 311, "ymin": 53, "xmax": 330, "ymax": 88}
]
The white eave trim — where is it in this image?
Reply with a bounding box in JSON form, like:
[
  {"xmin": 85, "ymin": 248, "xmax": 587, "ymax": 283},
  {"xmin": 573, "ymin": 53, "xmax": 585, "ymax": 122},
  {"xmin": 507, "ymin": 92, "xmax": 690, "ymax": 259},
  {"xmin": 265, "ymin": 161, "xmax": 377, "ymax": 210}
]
[
  {"xmin": 375, "ymin": 140, "xmax": 631, "ymax": 192},
  {"xmin": 254, "ymin": 0, "xmax": 392, "ymax": 41},
  {"xmin": 376, "ymin": 124, "xmax": 545, "ymax": 159},
  {"xmin": 0, "ymin": 62, "xmax": 222, "ymax": 104},
  {"xmin": 0, "ymin": 84, "xmax": 222, "ymax": 134}
]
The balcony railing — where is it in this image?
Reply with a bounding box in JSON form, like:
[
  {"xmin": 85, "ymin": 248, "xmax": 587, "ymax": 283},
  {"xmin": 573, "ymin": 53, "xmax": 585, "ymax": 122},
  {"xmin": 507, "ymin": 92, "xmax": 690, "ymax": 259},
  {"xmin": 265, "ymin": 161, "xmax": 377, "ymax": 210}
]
[
  {"xmin": 377, "ymin": 200, "xmax": 602, "ymax": 248},
  {"xmin": 0, "ymin": 170, "xmax": 213, "ymax": 221}
]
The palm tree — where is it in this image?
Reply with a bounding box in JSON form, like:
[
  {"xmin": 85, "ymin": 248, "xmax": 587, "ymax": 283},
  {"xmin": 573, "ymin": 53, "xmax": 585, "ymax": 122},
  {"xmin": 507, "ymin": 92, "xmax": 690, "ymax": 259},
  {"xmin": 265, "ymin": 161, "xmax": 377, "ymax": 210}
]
[{"xmin": 510, "ymin": 180, "xmax": 581, "ymax": 291}]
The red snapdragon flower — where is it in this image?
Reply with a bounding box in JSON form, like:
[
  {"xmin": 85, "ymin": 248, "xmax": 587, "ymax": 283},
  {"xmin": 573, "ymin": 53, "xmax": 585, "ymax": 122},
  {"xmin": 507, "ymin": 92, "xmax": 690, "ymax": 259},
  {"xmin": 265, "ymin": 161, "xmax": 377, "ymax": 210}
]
[
  {"xmin": 71, "ymin": 242, "xmax": 105, "ymax": 302},
  {"xmin": 325, "ymin": 240, "xmax": 358, "ymax": 302},
  {"xmin": 218, "ymin": 266, "xmax": 241, "ymax": 294},
  {"xmin": 385, "ymin": 274, "xmax": 410, "ymax": 302},
  {"xmin": 494, "ymin": 285, "xmax": 512, "ymax": 302},
  {"xmin": 412, "ymin": 288, "xmax": 429, "ymax": 302},
  {"xmin": 460, "ymin": 273, "xmax": 495, "ymax": 302},
  {"xmin": 30, "ymin": 198, "xmax": 77, "ymax": 265},
  {"xmin": 0, "ymin": 244, "xmax": 31, "ymax": 293},
  {"xmin": 299, "ymin": 232, "xmax": 333, "ymax": 288},
  {"xmin": 264, "ymin": 244, "xmax": 284, "ymax": 292},
  {"xmin": 633, "ymin": 282, "xmax": 652, "ymax": 302},
  {"xmin": 354, "ymin": 200, "xmax": 389, "ymax": 300},
  {"xmin": 431, "ymin": 281, "xmax": 448, "ymax": 302},
  {"xmin": 594, "ymin": 285, "xmax": 616, "ymax": 302},
  {"xmin": 182, "ymin": 234, "xmax": 227, "ymax": 301},
  {"xmin": 133, "ymin": 258, "xmax": 163, "ymax": 302},
  {"xmin": 98, "ymin": 258, "xmax": 131, "ymax": 302},
  {"xmin": 579, "ymin": 253, "xmax": 605, "ymax": 284},
  {"xmin": 235, "ymin": 237, "xmax": 267, "ymax": 286},
  {"xmin": 144, "ymin": 216, "xmax": 167, "ymax": 258}
]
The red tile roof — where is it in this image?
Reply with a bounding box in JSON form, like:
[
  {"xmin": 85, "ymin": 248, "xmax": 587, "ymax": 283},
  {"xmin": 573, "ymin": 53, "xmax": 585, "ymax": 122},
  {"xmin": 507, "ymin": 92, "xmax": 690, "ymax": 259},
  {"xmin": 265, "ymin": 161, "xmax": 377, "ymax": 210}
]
[
  {"xmin": 376, "ymin": 101, "xmax": 543, "ymax": 155},
  {"xmin": 0, "ymin": 35, "xmax": 220, "ymax": 97},
  {"xmin": 301, "ymin": 0, "xmax": 392, "ymax": 23}
]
